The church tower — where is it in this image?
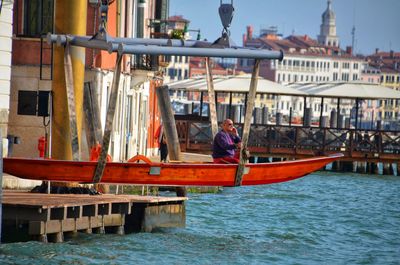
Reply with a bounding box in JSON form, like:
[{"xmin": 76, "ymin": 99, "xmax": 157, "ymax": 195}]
[{"xmin": 317, "ymin": 0, "xmax": 339, "ymax": 47}]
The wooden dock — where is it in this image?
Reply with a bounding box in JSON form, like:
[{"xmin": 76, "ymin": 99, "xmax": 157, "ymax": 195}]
[{"xmin": 1, "ymin": 191, "xmax": 186, "ymax": 243}]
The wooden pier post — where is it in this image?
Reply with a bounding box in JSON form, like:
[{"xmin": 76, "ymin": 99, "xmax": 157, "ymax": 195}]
[
  {"xmin": 342, "ymin": 161, "xmax": 353, "ymax": 172},
  {"xmin": 374, "ymin": 163, "xmax": 381, "ymax": 175},
  {"xmin": 356, "ymin": 161, "xmax": 367, "ymax": 174},
  {"xmin": 37, "ymin": 234, "xmax": 48, "ymax": 243},
  {"xmin": 397, "ymin": 162, "xmax": 400, "ymax": 177},
  {"xmin": 331, "ymin": 161, "xmax": 339, "ymax": 172},
  {"xmin": 382, "ymin": 163, "xmax": 393, "ymax": 176}
]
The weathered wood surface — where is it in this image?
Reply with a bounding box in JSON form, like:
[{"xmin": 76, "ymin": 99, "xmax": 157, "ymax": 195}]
[
  {"xmin": 1, "ymin": 191, "xmax": 186, "ymax": 242},
  {"xmin": 155, "ymin": 85, "xmax": 182, "ymax": 161},
  {"xmin": 2, "ymin": 191, "xmax": 187, "ymax": 207},
  {"xmin": 156, "ymin": 85, "xmax": 186, "ymax": 196},
  {"xmin": 235, "ymin": 59, "xmax": 260, "ymax": 186},
  {"xmin": 63, "ymin": 45, "xmax": 80, "ymax": 160},
  {"xmin": 92, "ymin": 54, "xmax": 123, "ymax": 183},
  {"xmin": 205, "ymin": 57, "xmax": 219, "ymax": 139},
  {"xmin": 83, "ymin": 82, "xmax": 103, "ymax": 148}
]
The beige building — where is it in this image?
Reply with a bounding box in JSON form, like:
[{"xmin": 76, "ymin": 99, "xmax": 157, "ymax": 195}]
[
  {"xmin": 0, "ymin": 0, "xmax": 13, "ymax": 153},
  {"xmin": 8, "ymin": 0, "xmax": 170, "ymax": 161}
]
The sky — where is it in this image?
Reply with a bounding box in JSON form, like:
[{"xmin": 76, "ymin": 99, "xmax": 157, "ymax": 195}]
[{"xmin": 169, "ymin": 0, "xmax": 400, "ymax": 55}]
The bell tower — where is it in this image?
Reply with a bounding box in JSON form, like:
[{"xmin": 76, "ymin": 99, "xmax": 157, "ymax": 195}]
[{"xmin": 317, "ymin": 0, "xmax": 339, "ymax": 47}]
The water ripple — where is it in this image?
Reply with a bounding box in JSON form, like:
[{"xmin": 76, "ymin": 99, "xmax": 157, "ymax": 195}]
[{"xmin": 1, "ymin": 173, "xmax": 400, "ymax": 264}]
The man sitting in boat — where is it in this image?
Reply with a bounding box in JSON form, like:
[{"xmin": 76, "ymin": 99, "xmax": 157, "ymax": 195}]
[{"xmin": 212, "ymin": 119, "xmax": 242, "ymax": 163}]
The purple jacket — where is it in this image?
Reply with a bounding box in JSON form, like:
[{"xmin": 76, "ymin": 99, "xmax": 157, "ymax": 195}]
[{"xmin": 212, "ymin": 130, "xmax": 241, "ymax": 158}]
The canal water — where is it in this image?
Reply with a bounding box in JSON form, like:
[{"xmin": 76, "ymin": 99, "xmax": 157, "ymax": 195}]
[{"xmin": 1, "ymin": 172, "xmax": 399, "ymax": 265}]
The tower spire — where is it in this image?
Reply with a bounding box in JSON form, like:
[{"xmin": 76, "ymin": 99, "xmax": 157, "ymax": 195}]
[{"xmin": 317, "ymin": 0, "xmax": 339, "ymax": 47}]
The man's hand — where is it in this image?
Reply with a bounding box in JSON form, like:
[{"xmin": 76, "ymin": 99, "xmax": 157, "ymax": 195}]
[
  {"xmin": 235, "ymin": 142, "xmax": 242, "ymax": 149},
  {"xmin": 231, "ymin": 126, "xmax": 238, "ymax": 136}
]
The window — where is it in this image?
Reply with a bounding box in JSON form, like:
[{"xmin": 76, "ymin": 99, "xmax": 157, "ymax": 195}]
[{"xmin": 23, "ymin": 0, "xmax": 54, "ymax": 37}]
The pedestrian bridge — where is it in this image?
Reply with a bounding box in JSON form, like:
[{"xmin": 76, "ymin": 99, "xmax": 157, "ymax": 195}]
[{"xmin": 175, "ymin": 119, "xmax": 400, "ymax": 163}]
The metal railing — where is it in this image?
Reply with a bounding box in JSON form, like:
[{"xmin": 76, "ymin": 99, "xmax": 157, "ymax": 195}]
[{"xmin": 175, "ymin": 120, "xmax": 400, "ymax": 162}]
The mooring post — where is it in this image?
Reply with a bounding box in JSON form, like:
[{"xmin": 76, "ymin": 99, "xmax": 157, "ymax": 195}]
[
  {"xmin": 155, "ymin": 85, "xmax": 186, "ymax": 196},
  {"xmin": 234, "ymin": 59, "xmax": 260, "ymax": 186}
]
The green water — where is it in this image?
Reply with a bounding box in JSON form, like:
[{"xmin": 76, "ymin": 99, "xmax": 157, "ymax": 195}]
[{"xmin": 1, "ymin": 172, "xmax": 399, "ymax": 264}]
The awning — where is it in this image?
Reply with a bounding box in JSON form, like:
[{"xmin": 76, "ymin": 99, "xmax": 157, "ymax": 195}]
[
  {"xmin": 287, "ymin": 82, "xmax": 400, "ymax": 99},
  {"xmin": 167, "ymin": 75, "xmax": 307, "ymax": 96}
]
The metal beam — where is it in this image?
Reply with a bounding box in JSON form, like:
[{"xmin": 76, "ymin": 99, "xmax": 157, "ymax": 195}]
[
  {"xmin": 47, "ymin": 33, "xmax": 284, "ymax": 60},
  {"xmin": 48, "ymin": 34, "xmax": 199, "ymax": 49},
  {"xmin": 118, "ymin": 44, "xmax": 283, "ymax": 59}
]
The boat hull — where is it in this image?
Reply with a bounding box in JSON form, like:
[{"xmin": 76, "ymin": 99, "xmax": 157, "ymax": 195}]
[{"xmin": 3, "ymin": 154, "xmax": 343, "ymax": 187}]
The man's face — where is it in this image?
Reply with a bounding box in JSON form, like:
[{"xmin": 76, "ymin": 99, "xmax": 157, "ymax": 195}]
[{"xmin": 223, "ymin": 120, "xmax": 234, "ymax": 132}]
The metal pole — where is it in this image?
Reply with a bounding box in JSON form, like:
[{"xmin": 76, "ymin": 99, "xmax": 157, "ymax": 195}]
[
  {"xmin": 229, "ymin": 92, "xmax": 233, "ymax": 119},
  {"xmin": 92, "ymin": 54, "xmax": 123, "ymax": 183},
  {"xmin": 0, "ymin": 131, "xmax": 3, "ymax": 243},
  {"xmin": 337, "ymin": 98, "xmax": 341, "ymax": 127},
  {"xmin": 49, "ymin": 33, "xmax": 284, "ymax": 60},
  {"xmin": 371, "ymin": 110, "xmax": 374, "ymax": 130},
  {"xmin": 235, "ymin": 59, "xmax": 260, "ymax": 186},
  {"xmin": 319, "ymin": 97, "xmax": 324, "ymax": 127},
  {"xmin": 119, "ymin": 44, "xmax": 283, "ymax": 59},
  {"xmin": 303, "ymin": 96, "xmax": 307, "ymax": 126},
  {"xmin": 355, "ymin": 98, "xmax": 359, "ymax": 130},
  {"xmin": 205, "ymin": 57, "xmax": 219, "ymax": 139},
  {"xmin": 199, "ymin": 91, "xmax": 204, "ymax": 118}
]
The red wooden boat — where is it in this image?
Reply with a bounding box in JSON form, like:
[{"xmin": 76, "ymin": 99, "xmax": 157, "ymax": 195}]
[{"xmin": 3, "ymin": 154, "xmax": 343, "ymax": 187}]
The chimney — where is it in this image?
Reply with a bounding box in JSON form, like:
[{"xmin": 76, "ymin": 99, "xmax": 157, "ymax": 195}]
[
  {"xmin": 375, "ymin": 48, "xmax": 379, "ymax": 54},
  {"xmin": 346, "ymin": 46, "xmax": 353, "ymax": 55},
  {"xmin": 247, "ymin": 25, "xmax": 253, "ymax": 40}
]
